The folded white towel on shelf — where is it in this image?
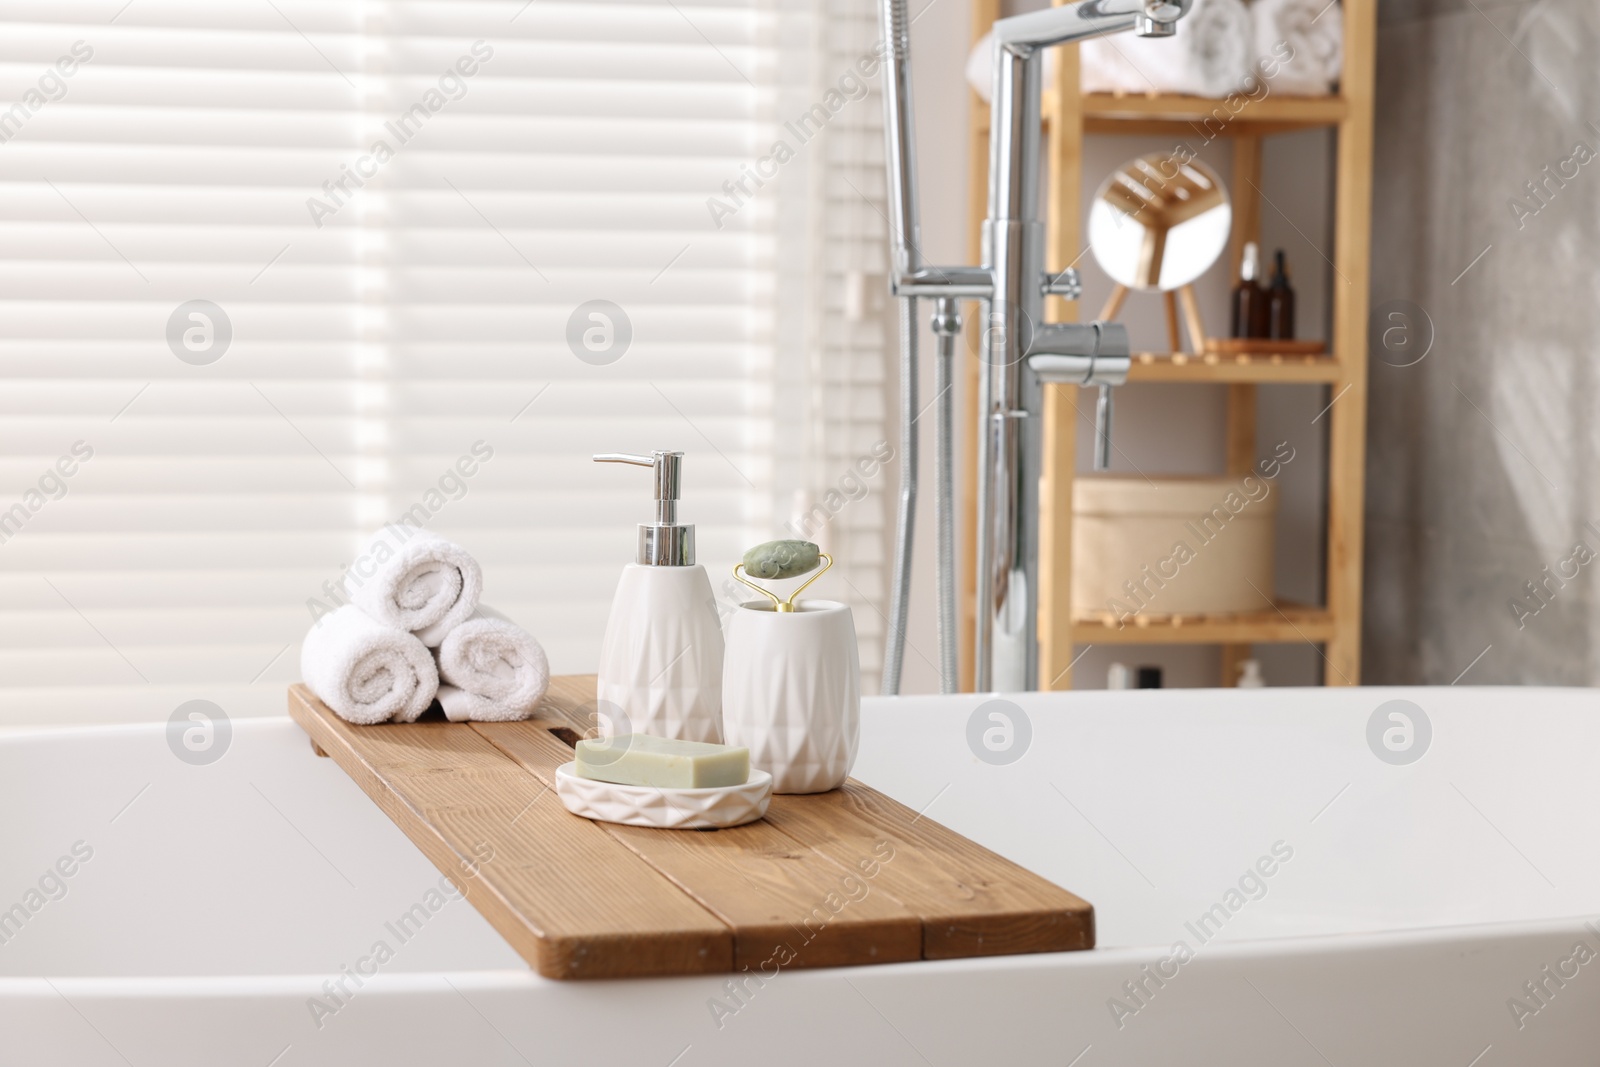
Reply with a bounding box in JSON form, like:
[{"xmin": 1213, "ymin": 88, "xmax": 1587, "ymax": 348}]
[
  {"xmin": 348, "ymin": 527, "xmax": 483, "ymax": 648},
  {"xmin": 435, "ymin": 605, "xmax": 549, "ymax": 723},
  {"xmin": 1253, "ymin": 0, "xmax": 1341, "ymax": 95},
  {"xmin": 300, "ymin": 604, "xmax": 439, "ymax": 725},
  {"xmin": 1179, "ymin": 0, "xmax": 1257, "ymax": 95},
  {"xmin": 1081, "ymin": 0, "xmax": 1254, "ymax": 97},
  {"xmin": 969, "ymin": 0, "xmax": 1298, "ymax": 102}
]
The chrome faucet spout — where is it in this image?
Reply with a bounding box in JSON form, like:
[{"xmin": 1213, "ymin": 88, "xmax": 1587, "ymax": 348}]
[{"xmin": 993, "ymin": 0, "xmax": 1187, "ymax": 52}]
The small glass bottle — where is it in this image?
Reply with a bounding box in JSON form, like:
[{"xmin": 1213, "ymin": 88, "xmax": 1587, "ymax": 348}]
[
  {"xmin": 1267, "ymin": 249, "xmax": 1296, "ymax": 340},
  {"xmin": 1231, "ymin": 241, "xmax": 1268, "ymax": 339}
]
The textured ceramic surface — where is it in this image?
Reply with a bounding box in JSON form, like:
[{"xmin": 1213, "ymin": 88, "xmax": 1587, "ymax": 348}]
[
  {"xmin": 596, "ymin": 562, "xmax": 725, "ymax": 742},
  {"xmin": 554, "ymin": 761, "xmax": 771, "ymax": 829},
  {"xmin": 722, "ymin": 599, "xmax": 860, "ymax": 794}
]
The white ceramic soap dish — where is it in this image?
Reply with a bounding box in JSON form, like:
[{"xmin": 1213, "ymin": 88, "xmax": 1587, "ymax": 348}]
[{"xmin": 554, "ymin": 762, "xmax": 772, "ymax": 830}]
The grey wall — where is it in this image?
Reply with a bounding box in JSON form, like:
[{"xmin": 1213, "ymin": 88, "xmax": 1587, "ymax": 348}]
[{"xmin": 1366, "ymin": 0, "xmax": 1600, "ymax": 683}]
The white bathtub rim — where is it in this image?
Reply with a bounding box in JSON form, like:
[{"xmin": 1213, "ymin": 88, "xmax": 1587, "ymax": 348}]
[{"xmin": 6, "ymin": 911, "xmax": 1597, "ymax": 998}]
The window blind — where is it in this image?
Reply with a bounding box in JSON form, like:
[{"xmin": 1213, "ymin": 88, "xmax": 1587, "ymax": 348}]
[{"xmin": 0, "ymin": 0, "xmax": 890, "ymax": 725}]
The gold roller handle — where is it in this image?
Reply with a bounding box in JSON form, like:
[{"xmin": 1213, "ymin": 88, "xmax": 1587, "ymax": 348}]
[{"xmin": 732, "ymin": 553, "xmax": 833, "ymax": 613}]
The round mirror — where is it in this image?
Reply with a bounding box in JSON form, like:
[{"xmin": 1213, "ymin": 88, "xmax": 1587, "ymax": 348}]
[{"xmin": 1087, "ymin": 153, "xmax": 1231, "ymax": 292}]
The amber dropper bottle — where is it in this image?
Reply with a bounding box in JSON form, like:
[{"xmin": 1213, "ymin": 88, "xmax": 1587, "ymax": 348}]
[
  {"xmin": 1267, "ymin": 248, "xmax": 1296, "ymax": 340},
  {"xmin": 1230, "ymin": 242, "xmax": 1267, "ymax": 338}
]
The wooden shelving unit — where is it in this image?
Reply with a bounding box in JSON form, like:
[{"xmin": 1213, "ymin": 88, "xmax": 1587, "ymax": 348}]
[
  {"xmin": 960, "ymin": 0, "xmax": 1376, "ymax": 690},
  {"xmin": 1077, "ymin": 91, "xmax": 1349, "ymax": 133},
  {"xmin": 1071, "ymin": 603, "xmax": 1335, "ymax": 647},
  {"xmin": 1128, "ymin": 351, "xmax": 1342, "ymax": 384}
]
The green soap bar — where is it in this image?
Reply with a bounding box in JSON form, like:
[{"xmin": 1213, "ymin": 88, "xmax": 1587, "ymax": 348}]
[
  {"xmin": 742, "ymin": 539, "xmax": 821, "ymax": 580},
  {"xmin": 575, "ymin": 734, "xmax": 750, "ymax": 789}
]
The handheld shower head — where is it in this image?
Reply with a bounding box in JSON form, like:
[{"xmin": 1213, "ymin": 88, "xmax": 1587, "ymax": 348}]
[{"xmin": 880, "ymin": 0, "xmax": 920, "ymax": 280}]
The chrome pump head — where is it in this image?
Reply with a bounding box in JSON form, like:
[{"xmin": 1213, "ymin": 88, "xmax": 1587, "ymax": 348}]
[{"xmin": 593, "ymin": 450, "xmax": 694, "ymax": 566}]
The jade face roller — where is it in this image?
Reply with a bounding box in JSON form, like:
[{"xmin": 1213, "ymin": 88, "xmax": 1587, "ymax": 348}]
[{"xmin": 731, "ymin": 539, "xmax": 833, "ymax": 613}]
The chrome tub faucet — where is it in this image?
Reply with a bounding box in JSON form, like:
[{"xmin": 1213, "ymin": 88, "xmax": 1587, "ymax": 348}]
[{"xmin": 877, "ymin": 0, "xmax": 1191, "ymax": 694}]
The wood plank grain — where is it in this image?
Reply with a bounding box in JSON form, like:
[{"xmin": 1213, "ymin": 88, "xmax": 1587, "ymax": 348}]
[
  {"xmin": 524, "ymin": 674, "xmax": 1090, "ymax": 956},
  {"xmin": 473, "ymin": 719, "xmax": 925, "ymax": 971},
  {"xmin": 1177, "ymin": 284, "xmax": 1209, "ymax": 354},
  {"xmin": 292, "ymin": 675, "xmax": 1095, "ymax": 977},
  {"xmin": 763, "ymin": 782, "xmax": 1094, "ymax": 958},
  {"xmin": 1081, "ymin": 92, "xmax": 1347, "ymax": 128},
  {"xmin": 1126, "ymin": 354, "xmax": 1340, "ymax": 384},
  {"xmin": 1222, "ymin": 131, "xmax": 1261, "ymax": 690},
  {"xmin": 1072, "ymin": 601, "xmax": 1333, "ymax": 645},
  {"xmin": 532, "ymin": 673, "xmax": 603, "ymax": 733},
  {"xmin": 1039, "ymin": 14, "xmax": 1084, "ymax": 691},
  {"xmin": 1325, "ymin": 0, "xmax": 1377, "ymax": 686},
  {"xmin": 288, "ymin": 684, "xmax": 731, "ymax": 979}
]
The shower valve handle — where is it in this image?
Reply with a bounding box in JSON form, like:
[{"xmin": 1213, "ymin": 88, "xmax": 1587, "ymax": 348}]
[{"xmin": 1026, "ymin": 321, "xmax": 1129, "ymax": 472}]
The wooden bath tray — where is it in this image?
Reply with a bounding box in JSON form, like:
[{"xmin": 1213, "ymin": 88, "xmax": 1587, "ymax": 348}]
[{"xmin": 288, "ymin": 677, "xmax": 1093, "ymax": 980}]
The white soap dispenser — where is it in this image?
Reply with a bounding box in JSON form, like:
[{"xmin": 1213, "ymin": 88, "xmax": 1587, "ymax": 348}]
[{"xmin": 593, "ymin": 450, "xmax": 725, "ymax": 743}]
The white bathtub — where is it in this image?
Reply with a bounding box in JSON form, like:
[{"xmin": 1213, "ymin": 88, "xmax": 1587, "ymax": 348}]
[{"xmin": 3, "ymin": 686, "xmax": 1597, "ymax": 1066}]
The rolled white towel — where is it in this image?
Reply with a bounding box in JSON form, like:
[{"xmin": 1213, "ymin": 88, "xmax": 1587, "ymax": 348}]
[
  {"xmin": 348, "ymin": 526, "xmax": 483, "ymax": 647},
  {"xmin": 1082, "ymin": 0, "xmax": 1255, "ymax": 98},
  {"xmin": 1252, "ymin": 0, "xmax": 1341, "ymax": 95},
  {"xmin": 1179, "ymin": 0, "xmax": 1256, "ymax": 96},
  {"xmin": 301, "ymin": 604, "xmax": 439, "ymax": 725},
  {"xmin": 435, "ymin": 606, "xmax": 549, "ymax": 723}
]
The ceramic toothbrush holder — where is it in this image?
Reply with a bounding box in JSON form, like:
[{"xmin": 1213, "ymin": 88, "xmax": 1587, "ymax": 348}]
[{"xmin": 721, "ymin": 599, "xmax": 860, "ymax": 794}]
